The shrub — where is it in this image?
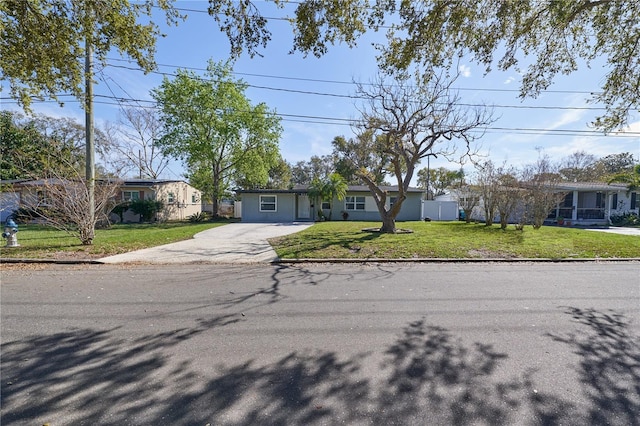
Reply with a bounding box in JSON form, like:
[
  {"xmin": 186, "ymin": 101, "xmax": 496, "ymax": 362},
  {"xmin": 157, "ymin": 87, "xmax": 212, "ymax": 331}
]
[
  {"xmin": 129, "ymin": 199, "xmax": 164, "ymax": 222},
  {"xmin": 610, "ymin": 212, "xmax": 639, "ymax": 226},
  {"xmin": 188, "ymin": 211, "xmax": 210, "ymax": 222}
]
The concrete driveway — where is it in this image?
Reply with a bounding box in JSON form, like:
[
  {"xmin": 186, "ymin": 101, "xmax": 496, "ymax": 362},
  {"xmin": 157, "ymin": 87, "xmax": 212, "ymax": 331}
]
[
  {"xmin": 584, "ymin": 227, "xmax": 640, "ymax": 236},
  {"xmin": 99, "ymin": 222, "xmax": 313, "ymax": 264}
]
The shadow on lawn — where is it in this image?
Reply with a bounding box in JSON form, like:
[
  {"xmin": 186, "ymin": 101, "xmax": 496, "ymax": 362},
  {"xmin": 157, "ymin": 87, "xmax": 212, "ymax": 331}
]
[{"xmin": 2, "ymin": 308, "xmax": 638, "ymax": 425}]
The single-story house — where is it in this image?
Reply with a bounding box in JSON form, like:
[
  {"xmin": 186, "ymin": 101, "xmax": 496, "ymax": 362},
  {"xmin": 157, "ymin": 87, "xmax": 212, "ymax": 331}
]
[
  {"xmin": 115, "ymin": 179, "xmax": 202, "ymax": 222},
  {"xmin": 0, "ymin": 178, "xmax": 202, "ymax": 223},
  {"xmin": 238, "ymin": 185, "xmax": 425, "ymax": 223},
  {"xmin": 551, "ymin": 182, "xmax": 637, "ymax": 225},
  {"xmin": 436, "ymin": 181, "xmax": 638, "ymax": 225}
]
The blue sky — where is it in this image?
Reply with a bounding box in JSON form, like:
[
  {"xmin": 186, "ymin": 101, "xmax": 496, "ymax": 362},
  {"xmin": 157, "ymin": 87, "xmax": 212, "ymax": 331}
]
[{"xmin": 2, "ymin": 1, "xmax": 639, "ymax": 181}]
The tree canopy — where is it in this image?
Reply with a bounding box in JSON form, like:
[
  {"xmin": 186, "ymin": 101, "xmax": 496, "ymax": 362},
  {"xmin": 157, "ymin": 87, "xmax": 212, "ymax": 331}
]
[
  {"xmin": 0, "ymin": 0, "xmax": 182, "ymax": 109},
  {"xmin": 152, "ymin": 60, "xmax": 282, "ymax": 216}
]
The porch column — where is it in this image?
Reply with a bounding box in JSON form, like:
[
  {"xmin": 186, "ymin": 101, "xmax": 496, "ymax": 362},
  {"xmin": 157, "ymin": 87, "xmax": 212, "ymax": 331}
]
[{"xmin": 571, "ymin": 190, "xmax": 578, "ymax": 221}]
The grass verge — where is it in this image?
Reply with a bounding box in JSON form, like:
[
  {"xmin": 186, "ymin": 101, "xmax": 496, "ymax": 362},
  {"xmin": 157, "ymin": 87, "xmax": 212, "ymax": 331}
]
[
  {"xmin": 269, "ymin": 221, "xmax": 640, "ymax": 259},
  {"xmin": 0, "ymin": 221, "xmax": 229, "ymax": 260}
]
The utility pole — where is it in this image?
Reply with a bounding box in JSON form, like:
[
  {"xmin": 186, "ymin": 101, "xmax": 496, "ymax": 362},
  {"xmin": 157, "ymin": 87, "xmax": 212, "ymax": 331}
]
[{"xmin": 85, "ymin": 37, "xmax": 95, "ymax": 242}]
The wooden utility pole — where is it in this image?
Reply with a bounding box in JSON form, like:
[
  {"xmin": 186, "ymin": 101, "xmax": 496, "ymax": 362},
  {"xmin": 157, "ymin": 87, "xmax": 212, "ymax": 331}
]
[{"xmin": 85, "ymin": 37, "xmax": 95, "ymax": 242}]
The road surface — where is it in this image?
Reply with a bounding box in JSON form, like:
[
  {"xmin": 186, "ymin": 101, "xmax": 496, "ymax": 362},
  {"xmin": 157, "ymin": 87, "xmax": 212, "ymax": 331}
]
[{"xmin": 2, "ymin": 262, "xmax": 639, "ymax": 425}]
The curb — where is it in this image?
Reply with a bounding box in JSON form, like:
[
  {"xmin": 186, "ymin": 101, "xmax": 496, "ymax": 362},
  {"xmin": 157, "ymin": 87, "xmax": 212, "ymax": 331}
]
[
  {"xmin": 273, "ymin": 257, "xmax": 640, "ymax": 264},
  {"xmin": 3, "ymin": 257, "xmax": 639, "ymax": 265},
  {"xmin": 1, "ymin": 258, "xmax": 104, "ymax": 265}
]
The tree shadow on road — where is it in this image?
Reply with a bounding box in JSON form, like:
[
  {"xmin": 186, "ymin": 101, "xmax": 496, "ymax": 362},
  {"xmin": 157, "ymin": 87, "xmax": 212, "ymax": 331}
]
[
  {"xmin": 2, "ymin": 308, "xmax": 638, "ymax": 425},
  {"xmin": 547, "ymin": 307, "xmax": 640, "ymax": 426}
]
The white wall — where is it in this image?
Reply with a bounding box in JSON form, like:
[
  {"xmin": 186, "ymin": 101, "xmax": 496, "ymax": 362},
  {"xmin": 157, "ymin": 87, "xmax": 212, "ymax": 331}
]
[{"xmin": 422, "ymin": 201, "xmax": 459, "ymax": 221}]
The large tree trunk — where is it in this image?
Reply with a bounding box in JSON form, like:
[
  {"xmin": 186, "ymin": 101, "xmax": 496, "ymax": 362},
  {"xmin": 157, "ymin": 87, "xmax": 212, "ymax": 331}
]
[{"xmin": 379, "ymin": 214, "xmax": 397, "ymax": 233}]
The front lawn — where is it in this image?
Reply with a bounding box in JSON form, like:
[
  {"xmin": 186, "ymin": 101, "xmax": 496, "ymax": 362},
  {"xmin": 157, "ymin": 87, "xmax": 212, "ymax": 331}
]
[
  {"xmin": 269, "ymin": 221, "xmax": 640, "ymax": 259},
  {"xmin": 0, "ymin": 221, "xmax": 229, "ymax": 260}
]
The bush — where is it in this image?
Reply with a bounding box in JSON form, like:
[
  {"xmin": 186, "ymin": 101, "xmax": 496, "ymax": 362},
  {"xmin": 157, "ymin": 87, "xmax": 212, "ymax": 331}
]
[
  {"xmin": 610, "ymin": 212, "xmax": 639, "ymax": 226},
  {"xmin": 129, "ymin": 199, "xmax": 164, "ymax": 222},
  {"xmin": 188, "ymin": 211, "xmax": 210, "ymax": 222}
]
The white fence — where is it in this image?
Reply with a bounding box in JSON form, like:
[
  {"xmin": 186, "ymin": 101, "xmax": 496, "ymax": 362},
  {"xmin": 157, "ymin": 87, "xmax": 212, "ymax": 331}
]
[{"xmin": 421, "ymin": 200, "xmax": 459, "ymax": 221}]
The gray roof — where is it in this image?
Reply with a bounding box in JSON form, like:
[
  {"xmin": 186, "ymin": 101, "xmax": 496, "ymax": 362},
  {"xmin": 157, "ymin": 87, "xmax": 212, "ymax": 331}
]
[{"xmin": 238, "ymin": 184, "xmax": 424, "ymax": 194}]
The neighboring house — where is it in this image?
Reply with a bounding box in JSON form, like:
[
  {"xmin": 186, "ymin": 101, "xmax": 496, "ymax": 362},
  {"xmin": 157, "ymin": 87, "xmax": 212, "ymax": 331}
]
[
  {"xmin": 552, "ymin": 182, "xmax": 637, "ymax": 225},
  {"xmin": 115, "ymin": 179, "xmax": 202, "ymax": 222},
  {"xmin": 0, "ymin": 178, "xmax": 202, "ymax": 223},
  {"xmin": 437, "ymin": 182, "xmax": 638, "ymax": 225},
  {"xmin": 238, "ymin": 185, "xmax": 425, "ymax": 223}
]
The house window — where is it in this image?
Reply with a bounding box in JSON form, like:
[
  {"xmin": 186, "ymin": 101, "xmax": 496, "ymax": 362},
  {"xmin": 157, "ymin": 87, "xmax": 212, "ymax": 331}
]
[
  {"xmin": 260, "ymin": 195, "xmax": 277, "ymax": 212},
  {"xmin": 122, "ymin": 191, "xmax": 140, "ymax": 201},
  {"xmin": 167, "ymin": 192, "xmax": 175, "ymax": 204},
  {"xmin": 192, "ymin": 194, "xmax": 197, "ymax": 203},
  {"xmin": 345, "ymin": 196, "xmax": 365, "ymax": 211},
  {"xmin": 390, "ymin": 196, "xmax": 398, "ymax": 209},
  {"xmin": 612, "ymin": 193, "xmax": 618, "ymax": 210},
  {"xmin": 632, "ymin": 192, "xmax": 637, "ymax": 210},
  {"xmin": 321, "ymin": 200, "xmax": 331, "ymax": 210}
]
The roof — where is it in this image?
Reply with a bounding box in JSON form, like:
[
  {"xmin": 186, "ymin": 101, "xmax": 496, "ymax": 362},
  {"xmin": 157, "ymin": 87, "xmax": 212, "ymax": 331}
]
[
  {"xmin": 121, "ymin": 179, "xmax": 187, "ymax": 187},
  {"xmin": 554, "ymin": 182, "xmax": 629, "ymax": 191},
  {"xmin": 237, "ymin": 184, "xmax": 424, "ymax": 194}
]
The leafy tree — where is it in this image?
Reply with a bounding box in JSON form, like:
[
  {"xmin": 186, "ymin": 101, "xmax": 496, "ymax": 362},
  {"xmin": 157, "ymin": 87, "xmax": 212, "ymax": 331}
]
[
  {"xmin": 417, "ymin": 167, "xmax": 464, "ymax": 199},
  {"xmin": 0, "ymin": 111, "xmax": 110, "ymax": 179},
  {"xmin": 288, "ymin": 0, "xmax": 639, "ymax": 131},
  {"xmin": 308, "ymin": 173, "xmax": 348, "ymax": 220},
  {"xmin": 153, "ymin": 60, "xmax": 282, "ymax": 216},
  {"xmin": 0, "ymin": 0, "xmax": 182, "ymax": 109},
  {"xmin": 266, "ymin": 156, "xmax": 292, "ymax": 190},
  {"xmin": 609, "ymin": 164, "xmax": 640, "ymax": 195},
  {"xmin": 332, "ymin": 132, "xmax": 390, "ymax": 185},
  {"xmin": 558, "ymin": 151, "xmax": 598, "ymax": 182},
  {"xmin": 336, "ymin": 73, "xmax": 493, "ymax": 233},
  {"xmin": 591, "ymin": 152, "xmax": 637, "ymax": 179},
  {"xmin": 289, "ymin": 155, "xmax": 335, "ymax": 185}
]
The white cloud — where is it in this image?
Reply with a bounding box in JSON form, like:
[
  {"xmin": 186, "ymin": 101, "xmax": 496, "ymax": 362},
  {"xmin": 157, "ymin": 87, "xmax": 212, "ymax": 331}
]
[
  {"xmin": 503, "ymin": 76, "xmax": 516, "ymax": 85},
  {"xmin": 458, "ymin": 64, "xmax": 471, "ymax": 78}
]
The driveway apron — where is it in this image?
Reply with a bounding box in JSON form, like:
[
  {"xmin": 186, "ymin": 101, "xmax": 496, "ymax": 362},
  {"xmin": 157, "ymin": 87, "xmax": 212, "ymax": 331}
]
[{"xmin": 98, "ymin": 222, "xmax": 313, "ymax": 264}]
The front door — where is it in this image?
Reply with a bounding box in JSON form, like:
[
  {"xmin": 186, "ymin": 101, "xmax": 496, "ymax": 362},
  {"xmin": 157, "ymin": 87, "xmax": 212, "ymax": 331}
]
[{"xmin": 297, "ymin": 194, "xmax": 310, "ymax": 220}]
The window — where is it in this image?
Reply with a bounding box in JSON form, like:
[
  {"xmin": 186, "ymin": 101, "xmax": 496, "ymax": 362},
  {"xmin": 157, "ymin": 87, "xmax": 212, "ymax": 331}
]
[
  {"xmin": 345, "ymin": 196, "xmax": 365, "ymax": 211},
  {"xmin": 390, "ymin": 196, "xmax": 398, "ymax": 209},
  {"xmin": 632, "ymin": 192, "xmax": 637, "ymax": 210},
  {"xmin": 122, "ymin": 191, "xmax": 140, "ymax": 201},
  {"xmin": 36, "ymin": 190, "xmax": 50, "ymax": 206},
  {"xmin": 167, "ymin": 192, "xmax": 175, "ymax": 204},
  {"xmin": 192, "ymin": 193, "xmax": 198, "ymax": 203},
  {"xmin": 260, "ymin": 195, "xmax": 277, "ymax": 212},
  {"xmin": 612, "ymin": 193, "xmax": 618, "ymax": 210},
  {"xmin": 321, "ymin": 200, "xmax": 331, "ymax": 210}
]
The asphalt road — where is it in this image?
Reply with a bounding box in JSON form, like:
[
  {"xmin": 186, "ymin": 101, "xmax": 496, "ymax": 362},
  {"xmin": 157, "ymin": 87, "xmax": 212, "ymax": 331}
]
[{"xmin": 1, "ymin": 262, "xmax": 639, "ymax": 425}]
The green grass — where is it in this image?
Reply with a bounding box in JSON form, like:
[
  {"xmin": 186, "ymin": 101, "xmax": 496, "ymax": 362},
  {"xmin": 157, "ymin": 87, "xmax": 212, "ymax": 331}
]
[
  {"xmin": 0, "ymin": 221, "xmax": 229, "ymax": 260},
  {"xmin": 269, "ymin": 221, "xmax": 640, "ymax": 259}
]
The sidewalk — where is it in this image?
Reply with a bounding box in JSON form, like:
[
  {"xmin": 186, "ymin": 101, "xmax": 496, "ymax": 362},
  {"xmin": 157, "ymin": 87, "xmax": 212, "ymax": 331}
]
[{"xmin": 98, "ymin": 222, "xmax": 314, "ymax": 264}]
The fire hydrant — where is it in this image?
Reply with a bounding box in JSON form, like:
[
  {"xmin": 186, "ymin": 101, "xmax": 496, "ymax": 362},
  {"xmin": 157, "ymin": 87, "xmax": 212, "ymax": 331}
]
[{"xmin": 2, "ymin": 218, "xmax": 19, "ymax": 247}]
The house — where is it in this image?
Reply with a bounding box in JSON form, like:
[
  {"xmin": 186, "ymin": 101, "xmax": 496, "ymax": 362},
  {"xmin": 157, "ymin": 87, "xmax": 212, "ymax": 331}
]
[
  {"xmin": 237, "ymin": 185, "xmax": 425, "ymax": 223},
  {"xmin": 114, "ymin": 179, "xmax": 202, "ymax": 222},
  {"xmin": 0, "ymin": 178, "xmax": 202, "ymax": 223},
  {"xmin": 436, "ymin": 182, "xmax": 638, "ymax": 225},
  {"xmin": 551, "ymin": 182, "xmax": 637, "ymax": 225}
]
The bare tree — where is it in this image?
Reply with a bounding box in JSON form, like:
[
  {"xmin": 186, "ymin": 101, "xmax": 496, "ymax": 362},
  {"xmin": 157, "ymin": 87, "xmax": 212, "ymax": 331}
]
[
  {"xmin": 521, "ymin": 154, "xmax": 566, "ymax": 229},
  {"xmin": 17, "ymin": 165, "xmax": 120, "ymax": 245},
  {"xmin": 105, "ymin": 107, "xmax": 170, "ymax": 179},
  {"xmin": 494, "ymin": 168, "xmax": 523, "ymax": 230},
  {"xmin": 475, "ymin": 160, "xmax": 499, "ymax": 226},
  {"xmin": 457, "ymin": 184, "xmax": 481, "ymax": 223},
  {"xmin": 336, "ymin": 73, "xmax": 494, "ymax": 233}
]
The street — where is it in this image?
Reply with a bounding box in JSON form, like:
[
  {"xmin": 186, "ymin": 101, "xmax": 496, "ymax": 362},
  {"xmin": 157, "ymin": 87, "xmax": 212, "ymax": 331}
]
[{"xmin": 1, "ymin": 262, "xmax": 639, "ymax": 425}]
